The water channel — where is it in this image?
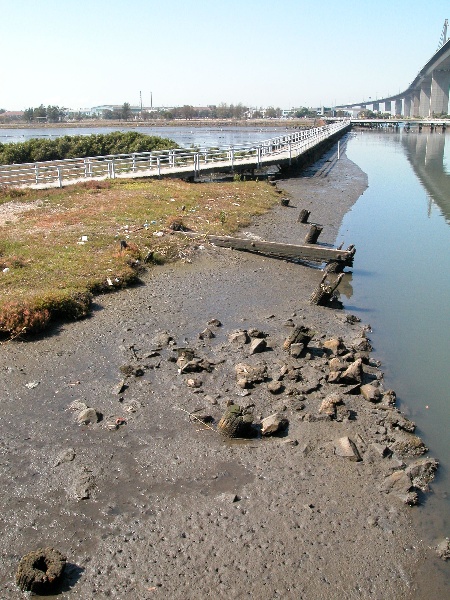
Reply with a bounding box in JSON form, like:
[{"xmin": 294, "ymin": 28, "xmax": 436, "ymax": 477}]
[
  {"xmin": 336, "ymin": 129, "xmax": 450, "ymax": 558},
  {"xmin": 2, "ymin": 123, "xmax": 449, "ymax": 546}
]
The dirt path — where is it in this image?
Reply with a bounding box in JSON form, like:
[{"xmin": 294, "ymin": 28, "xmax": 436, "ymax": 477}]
[{"xmin": 0, "ymin": 141, "xmax": 445, "ymax": 599}]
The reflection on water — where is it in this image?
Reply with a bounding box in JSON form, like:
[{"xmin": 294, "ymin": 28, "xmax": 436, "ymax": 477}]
[
  {"xmin": 337, "ymin": 272, "xmax": 353, "ymax": 299},
  {"xmin": 337, "ymin": 129, "xmax": 450, "ymax": 541},
  {"xmin": 401, "ymin": 130, "xmax": 450, "ymax": 223}
]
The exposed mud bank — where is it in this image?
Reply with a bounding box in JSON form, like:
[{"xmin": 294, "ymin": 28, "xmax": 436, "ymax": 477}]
[{"xmin": 0, "ymin": 141, "xmax": 446, "ymax": 599}]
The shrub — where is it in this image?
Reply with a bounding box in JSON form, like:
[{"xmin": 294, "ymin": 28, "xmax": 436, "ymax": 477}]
[
  {"xmin": 0, "ymin": 132, "xmax": 178, "ymax": 165},
  {"xmin": 37, "ymin": 290, "xmax": 93, "ymax": 320},
  {"xmin": 166, "ymin": 216, "xmax": 187, "ymax": 231},
  {"xmin": 0, "ymin": 301, "xmax": 51, "ymax": 335}
]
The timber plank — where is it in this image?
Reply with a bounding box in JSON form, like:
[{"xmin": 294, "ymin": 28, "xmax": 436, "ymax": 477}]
[{"xmin": 182, "ymin": 232, "xmax": 354, "ymax": 265}]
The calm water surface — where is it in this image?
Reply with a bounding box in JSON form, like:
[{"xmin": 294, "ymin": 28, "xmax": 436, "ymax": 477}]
[
  {"xmin": 337, "ymin": 130, "xmax": 449, "ymax": 540},
  {"xmin": 0, "ymin": 125, "xmax": 284, "ymax": 149}
]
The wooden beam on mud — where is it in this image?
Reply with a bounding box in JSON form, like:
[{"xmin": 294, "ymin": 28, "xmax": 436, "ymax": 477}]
[{"xmin": 181, "ymin": 232, "xmax": 355, "ymax": 266}]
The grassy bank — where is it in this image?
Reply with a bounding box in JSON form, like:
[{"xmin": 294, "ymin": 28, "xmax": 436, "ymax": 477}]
[{"xmin": 0, "ymin": 177, "xmax": 280, "ymax": 336}]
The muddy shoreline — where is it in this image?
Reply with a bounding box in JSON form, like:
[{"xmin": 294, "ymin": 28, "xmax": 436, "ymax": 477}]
[{"xmin": 0, "ymin": 142, "xmax": 446, "ymax": 598}]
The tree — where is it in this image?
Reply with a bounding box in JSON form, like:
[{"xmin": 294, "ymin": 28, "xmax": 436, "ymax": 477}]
[
  {"xmin": 24, "ymin": 108, "xmax": 34, "ymax": 122},
  {"xmin": 232, "ymin": 103, "xmax": 247, "ymax": 119},
  {"xmin": 358, "ymin": 109, "xmax": 376, "ymax": 119},
  {"xmin": 121, "ymin": 102, "xmax": 131, "ymax": 121},
  {"xmin": 265, "ymin": 107, "xmax": 277, "ymax": 118},
  {"xmin": 47, "ymin": 105, "xmax": 65, "ymax": 123},
  {"xmin": 34, "ymin": 104, "xmax": 47, "ymax": 120},
  {"xmin": 294, "ymin": 107, "xmax": 313, "ymax": 118},
  {"xmin": 180, "ymin": 105, "xmax": 195, "ymax": 120}
]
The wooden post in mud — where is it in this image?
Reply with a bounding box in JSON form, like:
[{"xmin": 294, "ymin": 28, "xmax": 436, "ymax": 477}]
[
  {"xmin": 297, "ymin": 209, "xmax": 310, "ymax": 223},
  {"xmin": 304, "ymin": 224, "xmax": 323, "ymax": 244},
  {"xmin": 326, "ymin": 245, "xmax": 355, "ymax": 273},
  {"xmin": 325, "ymin": 261, "xmax": 342, "ymax": 274},
  {"xmin": 309, "ymin": 273, "xmax": 344, "ymax": 306}
]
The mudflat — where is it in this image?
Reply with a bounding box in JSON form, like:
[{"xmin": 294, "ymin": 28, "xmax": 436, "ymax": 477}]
[{"xmin": 0, "ymin": 144, "xmax": 445, "ymax": 598}]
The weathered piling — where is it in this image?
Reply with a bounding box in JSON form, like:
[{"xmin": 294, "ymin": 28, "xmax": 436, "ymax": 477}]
[
  {"xmin": 297, "ymin": 209, "xmax": 311, "ymax": 223},
  {"xmin": 304, "ymin": 224, "xmax": 323, "ymax": 244}
]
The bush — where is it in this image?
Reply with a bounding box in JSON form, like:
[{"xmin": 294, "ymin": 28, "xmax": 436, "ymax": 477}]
[{"xmin": 0, "ymin": 132, "xmax": 178, "ymax": 165}]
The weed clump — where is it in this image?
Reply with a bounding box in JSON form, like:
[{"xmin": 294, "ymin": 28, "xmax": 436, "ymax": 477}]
[{"xmin": 0, "ymin": 302, "xmax": 51, "ymax": 336}]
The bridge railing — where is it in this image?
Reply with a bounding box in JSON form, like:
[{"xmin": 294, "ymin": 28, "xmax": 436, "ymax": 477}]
[{"xmin": 0, "ymin": 121, "xmax": 350, "ymax": 189}]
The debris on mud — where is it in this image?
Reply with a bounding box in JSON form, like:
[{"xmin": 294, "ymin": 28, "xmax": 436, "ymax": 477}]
[
  {"xmin": 16, "ymin": 547, "xmax": 66, "ymax": 593},
  {"xmin": 436, "ymin": 538, "xmax": 450, "ymax": 560}
]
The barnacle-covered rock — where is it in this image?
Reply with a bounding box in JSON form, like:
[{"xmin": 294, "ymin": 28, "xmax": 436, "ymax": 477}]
[
  {"xmin": 16, "ymin": 547, "xmax": 66, "ymax": 592},
  {"xmin": 217, "ymin": 404, "xmax": 254, "ymax": 438}
]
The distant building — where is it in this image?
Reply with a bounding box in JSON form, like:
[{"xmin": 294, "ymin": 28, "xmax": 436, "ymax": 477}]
[{"xmin": 0, "ymin": 110, "xmax": 24, "ymax": 122}]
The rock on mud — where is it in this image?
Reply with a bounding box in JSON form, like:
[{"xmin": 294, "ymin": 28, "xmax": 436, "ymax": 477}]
[
  {"xmin": 261, "ymin": 413, "xmax": 289, "ymax": 436},
  {"xmin": 391, "ymin": 433, "xmax": 428, "ymax": 457},
  {"xmin": 380, "ymin": 470, "xmax": 418, "ymax": 505},
  {"xmin": 76, "ymin": 407, "xmax": 100, "ymax": 425},
  {"xmin": 54, "ymin": 448, "xmax": 76, "ymax": 467},
  {"xmin": 217, "ymin": 404, "xmax": 254, "ymax": 438},
  {"xmin": 405, "ymin": 457, "xmax": 439, "ymax": 492},
  {"xmin": 334, "ymin": 436, "xmax": 362, "ymax": 461},
  {"xmin": 319, "ymin": 393, "xmax": 343, "ymax": 419},
  {"xmin": 360, "ymin": 383, "xmax": 382, "ymax": 403},
  {"xmin": 235, "ymin": 362, "xmax": 268, "ymax": 387},
  {"xmin": 16, "ymin": 547, "xmax": 66, "ymax": 592},
  {"xmin": 249, "ymin": 338, "xmax": 267, "ymax": 354},
  {"xmin": 436, "ymin": 538, "xmax": 450, "ymax": 560},
  {"xmin": 229, "ymin": 330, "xmax": 249, "ymax": 345}
]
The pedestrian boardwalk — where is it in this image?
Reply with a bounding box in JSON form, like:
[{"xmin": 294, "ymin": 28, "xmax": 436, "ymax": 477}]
[{"xmin": 0, "ymin": 121, "xmax": 350, "ymax": 189}]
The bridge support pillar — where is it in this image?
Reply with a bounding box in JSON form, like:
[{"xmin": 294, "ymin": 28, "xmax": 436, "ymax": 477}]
[
  {"xmin": 430, "ymin": 69, "xmax": 450, "ymax": 116},
  {"xmin": 404, "ymin": 95, "xmax": 412, "ymax": 117},
  {"xmin": 384, "ymin": 100, "xmax": 392, "ymax": 113},
  {"xmin": 412, "ymin": 90, "xmax": 420, "ymax": 117},
  {"xmin": 419, "ymin": 78, "xmax": 432, "ymax": 117},
  {"xmin": 395, "ymin": 99, "xmax": 403, "ymax": 116},
  {"xmin": 372, "ymin": 102, "xmax": 379, "ymax": 112}
]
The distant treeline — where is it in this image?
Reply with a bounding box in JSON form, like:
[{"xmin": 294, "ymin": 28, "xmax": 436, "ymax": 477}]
[{"xmin": 0, "ymin": 131, "xmax": 178, "ymax": 165}]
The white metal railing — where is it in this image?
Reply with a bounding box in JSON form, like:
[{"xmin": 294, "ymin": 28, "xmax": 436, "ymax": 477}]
[{"xmin": 0, "ymin": 121, "xmax": 350, "ymax": 189}]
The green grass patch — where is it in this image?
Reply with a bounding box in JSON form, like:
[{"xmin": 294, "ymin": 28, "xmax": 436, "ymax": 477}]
[{"xmin": 0, "ymin": 177, "xmax": 279, "ymax": 336}]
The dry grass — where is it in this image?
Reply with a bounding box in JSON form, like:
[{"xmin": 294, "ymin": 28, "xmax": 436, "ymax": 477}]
[{"xmin": 0, "ymin": 177, "xmax": 280, "ymax": 335}]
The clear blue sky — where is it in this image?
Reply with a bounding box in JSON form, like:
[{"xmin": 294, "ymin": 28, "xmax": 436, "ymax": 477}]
[{"xmin": 1, "ymin": 0, "xmax": 448, "ymax": 111}]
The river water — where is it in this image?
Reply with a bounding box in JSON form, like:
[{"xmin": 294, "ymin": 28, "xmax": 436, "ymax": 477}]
[
  {"xmin": 0, "ymin": 125, "xmax": 284, "ymax": 149},
  {"xmin": 2, "ymin": 124, "xmax": 449, "ymax": 542},
  {"xmin": 336, "ymin": 129, "xmax": 450, "ymax": 559}
]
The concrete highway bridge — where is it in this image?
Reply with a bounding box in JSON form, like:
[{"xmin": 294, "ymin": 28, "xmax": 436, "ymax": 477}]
[
  {"xmin": 348, "ymin": 118, "xmax": 447, "ymax": 130},
  {"xmin": 337, "ymin": 21, "xmax": 450, "ymax": 118}
]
